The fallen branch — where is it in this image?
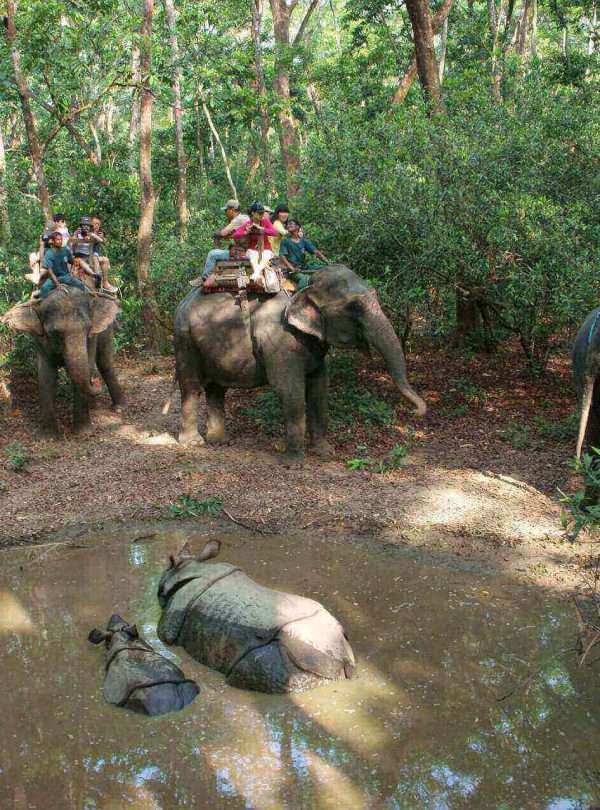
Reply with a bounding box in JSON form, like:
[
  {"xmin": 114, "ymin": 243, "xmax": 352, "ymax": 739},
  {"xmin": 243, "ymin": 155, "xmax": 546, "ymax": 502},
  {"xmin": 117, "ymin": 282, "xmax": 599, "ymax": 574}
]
[{"xmin": 222, "ymin": 508, "xmax": 279, "ymax": 535}]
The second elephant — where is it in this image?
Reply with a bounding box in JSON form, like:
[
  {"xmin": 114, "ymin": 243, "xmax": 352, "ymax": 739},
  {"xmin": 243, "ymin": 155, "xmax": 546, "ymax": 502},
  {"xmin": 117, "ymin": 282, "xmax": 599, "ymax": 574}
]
[{"xmin": 174, "ymin": 264, "xmax": 426, "ymax": 461}]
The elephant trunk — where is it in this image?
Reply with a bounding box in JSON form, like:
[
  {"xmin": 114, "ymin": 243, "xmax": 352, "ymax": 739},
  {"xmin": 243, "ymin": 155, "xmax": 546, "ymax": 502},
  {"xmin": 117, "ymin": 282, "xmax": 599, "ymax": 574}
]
[
  {"xmin": 361, "ymin": 300, "xmax": 427, "ymax": 416},
  {"xmin": 63, "ymin": 334, "xmax": 95, "ymax": 396},
  {"xmin": 576, "ymin": 375, "xmax": 594, "ymax": 460}
]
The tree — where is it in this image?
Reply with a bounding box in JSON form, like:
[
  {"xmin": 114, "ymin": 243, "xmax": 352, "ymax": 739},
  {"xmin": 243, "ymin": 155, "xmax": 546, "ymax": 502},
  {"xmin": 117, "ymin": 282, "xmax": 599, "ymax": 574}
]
[
  {"xmin": 136, "ymin": 0, "xmax": 161, "ymax": 350},
  {"xmin": 0, "ymin": 122, "xmax": 10, "ymax": 245},
  {"xmin": 4, "ymin": 0, "xmax": 51, "ymax": 223},
  {"xmin": 404, "ymin": 0, "xmax": 443, "ymax": 109},
  {"xmin": 164, "ymin": 0, "xmax": 189, "ymax": 241}
]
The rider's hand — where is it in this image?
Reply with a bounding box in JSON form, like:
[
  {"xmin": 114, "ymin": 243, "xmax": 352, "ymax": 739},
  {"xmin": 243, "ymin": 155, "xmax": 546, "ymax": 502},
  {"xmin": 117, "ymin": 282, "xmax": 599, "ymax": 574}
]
[{"xmin": 203, "ymin": 274, "xmax": 216, "ymax": 288}]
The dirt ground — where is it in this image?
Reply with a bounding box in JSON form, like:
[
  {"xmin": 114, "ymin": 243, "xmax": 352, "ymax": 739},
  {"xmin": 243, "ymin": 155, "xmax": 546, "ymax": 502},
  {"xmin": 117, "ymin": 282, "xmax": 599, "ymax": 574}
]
[{"xmin": 0, "ymin": 342, "xmax": 593, "ymax": 592}]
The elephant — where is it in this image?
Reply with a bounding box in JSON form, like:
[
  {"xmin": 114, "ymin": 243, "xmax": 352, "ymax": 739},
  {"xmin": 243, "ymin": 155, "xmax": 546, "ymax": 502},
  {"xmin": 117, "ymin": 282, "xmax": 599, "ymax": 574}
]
[
  {"xmin": 173, "ymin": 264, "xmax": 426, "ymax": 461},
  {"xmin": 1, "ymin": 288, "xmax": 124, "ymax": 434},
  {"xmin": 573, "ymin": 308, "xmax": 600, "ymax": 501},
  {"xmin": 157, "ymin": 540, "xmax": 356, "ymax": 694},
  {"xmin": 88, "ymin": 614, "xmax": 200, "ymax": 716}
]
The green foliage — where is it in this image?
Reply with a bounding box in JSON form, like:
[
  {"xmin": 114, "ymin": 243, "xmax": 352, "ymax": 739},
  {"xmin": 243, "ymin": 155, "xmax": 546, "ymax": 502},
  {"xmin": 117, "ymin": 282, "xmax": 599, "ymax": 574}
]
[
  {"xmin": 240, "ymin": 390, "xmax": 282, "ymax": 435},
  {"xmin": 534, "ymin": 413, "xmax": 579, "ymax": 443},
  {"xmin": 5, "ymin": 443, "xmax": 30, "ymax": 472},
  {"xmin": 559, "ymin": 450, "xmax": 600, "ymax": 541},
  {"xmin": 497, "ymin": 423, "xmax": 532, "ymax": 450},
  {"xmin": 346, "ymin": 439, "xmax": 413, "ymax": 473},
  {"xmin": 168, "ymin": 493, "xmax": 224, "ymax": 518}
]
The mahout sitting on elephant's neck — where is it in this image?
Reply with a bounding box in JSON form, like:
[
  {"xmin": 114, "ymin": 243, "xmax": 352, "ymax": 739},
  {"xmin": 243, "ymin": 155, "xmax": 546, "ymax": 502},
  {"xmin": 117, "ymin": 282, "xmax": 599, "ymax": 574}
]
[
  {"xmin": 156, "ymin": 540, "xmax": 356, "ymax": 694},
  {"xmin": 88, "ymin": 613, "xmax": 200, "ymax": 716}
]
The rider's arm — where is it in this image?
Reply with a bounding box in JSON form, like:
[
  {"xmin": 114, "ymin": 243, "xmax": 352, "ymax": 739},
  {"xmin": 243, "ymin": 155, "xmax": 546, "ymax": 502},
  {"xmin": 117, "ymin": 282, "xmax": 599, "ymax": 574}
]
[
  {"xmin": 315, "ymin": 249, "xmax": 330, "ymax": 263},
  {"xmin": 231, "ymin": 221, "xmax": 251, "ymax": 240},
  {"xmin": 261, "ymin": 218, "xmax": 279, "ymax": 237}
]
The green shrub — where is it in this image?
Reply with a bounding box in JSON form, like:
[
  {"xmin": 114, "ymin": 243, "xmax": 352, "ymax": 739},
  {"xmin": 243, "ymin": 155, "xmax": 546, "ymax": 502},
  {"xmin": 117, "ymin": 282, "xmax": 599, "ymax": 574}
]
[{"xmin": 168, "ymin": 494, "xmax": 224, "ymax": 518}]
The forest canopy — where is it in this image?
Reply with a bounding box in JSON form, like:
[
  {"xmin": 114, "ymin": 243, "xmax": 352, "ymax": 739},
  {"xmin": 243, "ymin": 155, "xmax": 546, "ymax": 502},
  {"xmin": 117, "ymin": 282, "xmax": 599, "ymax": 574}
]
[{"xmin": 0, "ymin": 0, "xmax": 598, "ymax": 368}]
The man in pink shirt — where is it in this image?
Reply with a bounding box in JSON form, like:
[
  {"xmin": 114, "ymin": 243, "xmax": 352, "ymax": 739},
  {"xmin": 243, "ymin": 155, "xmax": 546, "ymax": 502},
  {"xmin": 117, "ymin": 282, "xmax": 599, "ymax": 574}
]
[{"xmin": 233, "ymin": 202, "xmax": 279, "ymax": 283}]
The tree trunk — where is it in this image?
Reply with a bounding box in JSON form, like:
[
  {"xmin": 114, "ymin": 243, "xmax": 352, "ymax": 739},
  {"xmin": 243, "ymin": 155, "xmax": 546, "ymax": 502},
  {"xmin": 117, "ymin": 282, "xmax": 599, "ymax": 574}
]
[
  {"xmin": 438, "ymin": 15, "xmax": 449, "ymax": 82},
  {"xmin": 136, "ymin": 0, "xmax": 160, "ymax": 351},
  {"xmin": 198, "ymin": 87, "xmax": 238, "ymax": 200},
  {"xmin": 588, "ymin": 2, "xmax": 597, "ymax": 55},
  {"xmin": 404, "ymin": 0, "xmax": 443, "ymax": 109},
  {"xmin": 0, "ymin": 122, "xmax": 11, "ymax": 245},
  {"xmin": 128, "ymin": 47, "xmax": 141, "ymax": 146},
  {"xmin": 164, "ymin": 0, "xmax": 189, "ymax": 241},
  {"xmin": 454, "ymin": 288, "xmax": 482, "ymax": 346},
  {"xmin": 391, "ymin": 0, "xmax": 452, "ymax": 105},
  {"xmin": 5, "ymin": 0, "xmax": 51, "ymax": 223},
  {"xmin": 251, "ymin": 0, "xmax": 272, "ymax": 182},
  {"xmin": 269, "ymin": 0, "xmax": 301, "ymax": 199}
]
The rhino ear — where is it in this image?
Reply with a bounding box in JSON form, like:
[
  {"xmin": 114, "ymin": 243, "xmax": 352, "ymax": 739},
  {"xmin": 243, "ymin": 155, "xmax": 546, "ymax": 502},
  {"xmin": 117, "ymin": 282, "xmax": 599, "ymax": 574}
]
[
  {"xmin": 88, "ymin": 628, "xmax": 109, "ymax": 645},
  {"xmin": 125, "ymin": 624, "xmax": 139, "ymax": 639},
  {"xmin": 168, "ymin": 555, "xmax": 176, "ymax": 569},
  {"xmin": 1, "ymin": 303, "xmax": 44, "ymax": 336},
  {"xmin": 90, "ymin": 296, "xmax": 119, "ymax": 336},
  {"xmin": 197, "ymin": 539, "xmax": 221, "ymax": 562}
]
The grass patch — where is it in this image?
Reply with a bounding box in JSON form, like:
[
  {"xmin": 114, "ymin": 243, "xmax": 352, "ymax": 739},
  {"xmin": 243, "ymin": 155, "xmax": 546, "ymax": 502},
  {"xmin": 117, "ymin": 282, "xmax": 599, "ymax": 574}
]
[
  {"xmin": 559, "ymin": 450, "xmax": 600, "ymax": 541},
  {"xmin": 534, "ymin": 412, "xmax": 578, "ymax": 443},
  {"xmin": 169, "ymin": 494, "xmax": 224, "ymax": 519},
  {"xmin": 5, "ymin": 442, "xmax": 31, "ymax": 472},
  {"xmin": 497, "ymin": 423, "xmax": 532, "ymax": 450}
]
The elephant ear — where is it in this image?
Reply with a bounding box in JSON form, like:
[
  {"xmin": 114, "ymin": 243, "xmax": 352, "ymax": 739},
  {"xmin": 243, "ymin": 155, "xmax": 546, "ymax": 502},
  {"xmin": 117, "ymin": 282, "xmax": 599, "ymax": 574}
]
[
  {"xmin": 1, "ymin": 303, "xmax": 44, "ymax": 336},
  {"xmin": 285, "ymin": 290, "xmax": 325, "ymax": 342},
  {"xmin": 90, "ymin": 296, "xmax": 120, "ymax": 336}
]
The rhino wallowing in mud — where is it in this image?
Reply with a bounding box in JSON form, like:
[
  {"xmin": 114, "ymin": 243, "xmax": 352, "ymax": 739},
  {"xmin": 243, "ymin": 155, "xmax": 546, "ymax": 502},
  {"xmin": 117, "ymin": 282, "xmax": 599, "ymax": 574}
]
[
  {"xmin": 88, "ymin": 614, "xmax": 199, "ymax": 716},
  {"xmin": 157, "ymin": 541, "xmax": 356, "ymax": 694}
]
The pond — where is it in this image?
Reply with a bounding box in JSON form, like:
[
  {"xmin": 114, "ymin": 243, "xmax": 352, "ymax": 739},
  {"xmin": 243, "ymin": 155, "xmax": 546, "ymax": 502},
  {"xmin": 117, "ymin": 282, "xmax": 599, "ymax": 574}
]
[{"xmin": 0, "ymin": 525, "xmax": 598, "ymax": 809}]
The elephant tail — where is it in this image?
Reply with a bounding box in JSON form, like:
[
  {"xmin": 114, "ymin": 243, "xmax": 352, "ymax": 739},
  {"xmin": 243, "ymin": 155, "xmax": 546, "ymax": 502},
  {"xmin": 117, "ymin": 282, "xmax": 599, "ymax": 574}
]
[
  {"xmin": 161, "ymin": 373, "xmax": 178, "ymax": 415},
  {"xmin": 576, "ymin": 375, "xmax": 595, "ymax": 460}
]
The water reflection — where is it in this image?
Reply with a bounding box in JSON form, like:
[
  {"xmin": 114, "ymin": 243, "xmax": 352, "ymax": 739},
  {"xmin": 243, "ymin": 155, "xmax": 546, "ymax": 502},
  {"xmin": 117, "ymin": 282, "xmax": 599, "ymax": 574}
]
[{"xmin": 0, "ymin": 529, "xmax": 599, "ymax": 809}]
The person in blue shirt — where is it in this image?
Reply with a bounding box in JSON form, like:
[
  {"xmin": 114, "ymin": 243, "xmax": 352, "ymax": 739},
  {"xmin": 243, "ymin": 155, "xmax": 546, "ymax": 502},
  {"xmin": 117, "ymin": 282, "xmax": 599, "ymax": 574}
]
[
  {"xmin": 36, "ymin": 232, "xmax": 88, "ymax": 299},
  {"xmin": 279, "ymin": 219, "xmax": 330, "ymax": 290}
]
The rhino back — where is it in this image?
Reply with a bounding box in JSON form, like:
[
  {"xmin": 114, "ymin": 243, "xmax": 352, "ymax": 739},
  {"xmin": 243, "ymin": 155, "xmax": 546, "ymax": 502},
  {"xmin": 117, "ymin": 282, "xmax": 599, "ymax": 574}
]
[
  {"xmin": 103, "ymin": 648, "xmax": 191, "ymax": 707},
  {"xmin": 179, "ymin": 570, "xmax": 322, "ymax": 675}
]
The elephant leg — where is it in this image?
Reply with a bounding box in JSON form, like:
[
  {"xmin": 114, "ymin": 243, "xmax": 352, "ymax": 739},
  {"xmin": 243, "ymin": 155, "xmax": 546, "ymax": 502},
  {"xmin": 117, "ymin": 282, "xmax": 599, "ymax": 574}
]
[
  {"xmin": 37, "ymin": 352, "xmax": 60, "ymax": 436},
  {"xmin": 177, "ymin": 345, "xmax": 205, "ymax": 445},
  {"xmin": 206, "ymin": 383, "xmax": 227, "ymax": 444},
  {"xmin": 96, "ymin": 331, "xmax": 125, "ymax": 409},
  {"xmin": 306, "ymin": 363, "xmax": 334, "ymax": 458},
  {"xmin": 583, "ymin": 380, "xmax": 600, "ymax": 504},
  {"xmin": 266, "ymin": 360, "xmax": 306, "ymax": 462},
  {"xmin": 72, "ymin": 382, "xmax": 91, "ymax": 432}
]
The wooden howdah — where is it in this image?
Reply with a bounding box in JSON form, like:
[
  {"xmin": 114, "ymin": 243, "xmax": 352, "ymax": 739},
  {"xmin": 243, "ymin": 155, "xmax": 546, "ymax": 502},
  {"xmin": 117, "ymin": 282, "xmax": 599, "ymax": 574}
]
[{"xmin": 203, "ymin": 258, "xmax": 286, "ymax": 296}]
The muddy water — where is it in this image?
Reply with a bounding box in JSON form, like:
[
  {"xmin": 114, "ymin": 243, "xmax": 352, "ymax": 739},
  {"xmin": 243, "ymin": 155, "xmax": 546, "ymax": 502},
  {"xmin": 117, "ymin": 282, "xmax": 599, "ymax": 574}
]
[{"xmin": 0, "ymin": 528, "xmax": 598, "ymax": 810}]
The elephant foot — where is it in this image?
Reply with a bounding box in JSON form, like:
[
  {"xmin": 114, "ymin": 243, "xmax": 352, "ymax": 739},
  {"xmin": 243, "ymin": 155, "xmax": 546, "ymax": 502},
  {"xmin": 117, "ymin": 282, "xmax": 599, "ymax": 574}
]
[
  {"xmin": 41, "ymin": 423, "xmax": 61, "ymax": 439},
  {"xmin": 73, "ymin": 421, "xmax": 93, "ymax": 435},
  {"xmin": 206, "ymin": 430, "xmax": 228, "ymax": 446},
  {"xmin": 278, "ymin": 451, "xmax": 305, "ymax": 468},
  {"xmin": 178, "ymin": 430, "xmax": 205, "ymax": 447},
  {"xmin": 310, "ymin": 439, "xmax": 336, "ymax": 460},
  {"xmin": 111, "ymin": 402, "xmax": 125, "ymax": 414}
]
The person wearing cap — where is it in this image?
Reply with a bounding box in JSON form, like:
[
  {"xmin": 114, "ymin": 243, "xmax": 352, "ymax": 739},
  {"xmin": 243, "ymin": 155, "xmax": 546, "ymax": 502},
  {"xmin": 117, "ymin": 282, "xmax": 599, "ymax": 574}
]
[
  {"xmin": 35, "ymin": 232, "xmax": 88, "ymax": 299},
  {"xmin": 69, "ymin": 216, "xmax": 101, "ymax": 289},
  {"xmin": 89, "ymin": 215, "xmax": 118, "ymax": 293},
  {"xmin": 191, "ymin": 200, "xmax": 250, "ymax": 287},
  {"xmin": 232, "ymin": 203, "xmax": 279, "ymax": 282}
]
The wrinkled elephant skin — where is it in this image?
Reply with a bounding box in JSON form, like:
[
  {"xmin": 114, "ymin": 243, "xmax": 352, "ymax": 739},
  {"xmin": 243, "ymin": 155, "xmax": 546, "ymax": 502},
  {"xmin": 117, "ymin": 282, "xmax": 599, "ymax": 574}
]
[
  {"xmin": 88, "ymin": 614, "xmax": 199, "ymax": 716},
  {"xmin": 157, "ymin": 543, "xmax": 356, "ymax": 694},
  {"xmin": 174, "ymin": 264, "xmax": 425, "ymax": 458},
  {"xmin": 1, "ymin": 289, "xmax": 124, "ymax": 434}
]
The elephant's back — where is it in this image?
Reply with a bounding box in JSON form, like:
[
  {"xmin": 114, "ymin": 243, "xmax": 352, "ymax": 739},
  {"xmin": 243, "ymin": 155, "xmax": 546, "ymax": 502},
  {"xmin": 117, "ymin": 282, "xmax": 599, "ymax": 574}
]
[{"xmin": 573, "ymin": 307, "xmax": 600, "ymax": 387}]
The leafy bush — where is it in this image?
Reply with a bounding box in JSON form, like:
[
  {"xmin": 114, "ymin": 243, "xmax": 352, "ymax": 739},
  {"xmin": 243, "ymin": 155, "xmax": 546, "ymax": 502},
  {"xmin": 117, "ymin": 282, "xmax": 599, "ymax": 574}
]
[
  {"xmin": 559, "ymin": 450, "xmax": 600, "ymax": 541},
  {"xmin": 168, "ymin": 494, "xmax": 224, "ymax": 519},
  {"xmin": 5, "ymin": 443, "xmax": 30, "ymax": 472}
]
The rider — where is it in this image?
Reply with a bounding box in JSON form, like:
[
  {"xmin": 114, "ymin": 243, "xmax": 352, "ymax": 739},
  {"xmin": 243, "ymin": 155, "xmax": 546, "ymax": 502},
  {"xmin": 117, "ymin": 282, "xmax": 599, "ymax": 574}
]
[
  {"xmin": 191, "ymin": 199, "xmax": 250, "ymax": 288},
  {"xmin": 70, "ymin": 216, "xmax": 100, "ymax": 286},
  {"xmin": 232, "ymin": 202, "xmax": 279, "ymax": 283},
  {"xmin": 90, "ymin": 215, "xmax": 118, "ymax": 293},
  {"xmin": 35, "ymin": 232, "xmax": 89, "ymax": 299},
  {"xmin": 270, "ymin": 205, "xmax": 290, "ymax": 256},
  {"xmin": 278, "ymin": 219, "xmax": 330, "ymax": 289}
]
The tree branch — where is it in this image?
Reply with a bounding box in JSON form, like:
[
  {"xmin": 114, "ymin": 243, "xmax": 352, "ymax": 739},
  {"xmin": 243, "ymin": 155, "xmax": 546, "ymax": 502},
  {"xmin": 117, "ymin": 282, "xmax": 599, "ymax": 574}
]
[
  {"xmin": 292, "ymin": 0, "xmax": 320, "ymax": 45},
  {"xmin": 390, "ymin": 0, "xmax": 453, "ymax": 105}
]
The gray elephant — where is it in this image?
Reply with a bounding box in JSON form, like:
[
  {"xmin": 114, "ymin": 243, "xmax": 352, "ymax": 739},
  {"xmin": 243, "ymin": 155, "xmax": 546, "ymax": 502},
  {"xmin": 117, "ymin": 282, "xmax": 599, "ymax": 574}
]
[
  {"xmin": 573, "ymin": 307, "xmax": 600, "ymax": 502},
  {"xmin": 157, "ymin": 541, "xmax": 356, "ymax": 693},
  {"xmin": 1, "ymin": 288, "xmax": 124, "ymax": 434},
  {"xmin": 173, "ymin": 264, "xmax": 426, "ymax": 461},
  {"xmin": 88, "ymin": 614, "xmax": 200, "ymax": 716}
]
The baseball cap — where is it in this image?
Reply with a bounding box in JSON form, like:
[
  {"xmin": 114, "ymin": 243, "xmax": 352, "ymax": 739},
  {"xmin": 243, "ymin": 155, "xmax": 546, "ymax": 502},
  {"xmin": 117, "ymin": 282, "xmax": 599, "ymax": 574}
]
[{"xmin": 221, "ymin": 199, "xmax": 240, "ymax": 211}]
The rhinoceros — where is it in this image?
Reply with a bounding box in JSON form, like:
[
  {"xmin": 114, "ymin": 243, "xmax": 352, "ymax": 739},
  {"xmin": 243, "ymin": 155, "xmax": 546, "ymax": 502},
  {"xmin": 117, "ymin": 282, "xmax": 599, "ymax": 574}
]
[
  {"xmin": 88, "ymin": 614, "xmax": 200, "ymax": 715},
  {"xmin": 156, "ymin": 541, "xmax": 356, "ymax": 694}
]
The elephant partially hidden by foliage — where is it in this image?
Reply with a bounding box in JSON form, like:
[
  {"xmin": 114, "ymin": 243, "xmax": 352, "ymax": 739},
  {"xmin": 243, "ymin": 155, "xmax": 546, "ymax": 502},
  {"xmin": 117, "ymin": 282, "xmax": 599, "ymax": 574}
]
[
  {"xmin": 573, "ymin": 308, "xmax": 600, "ymax": 501},
  {"xmin": 88, "ymin": 614, "xmax": 200, "ymax": 716},
  {"xmin": 1, "ymin": 288, "xmax": 124, "ymax": 434},
  {"xmin": 157, "ymin": 541, "xmax": 356, "ymax": 694},
  {"xmin": 173, "ymin": 264, "xmax": 426, "ymax": 461}
]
